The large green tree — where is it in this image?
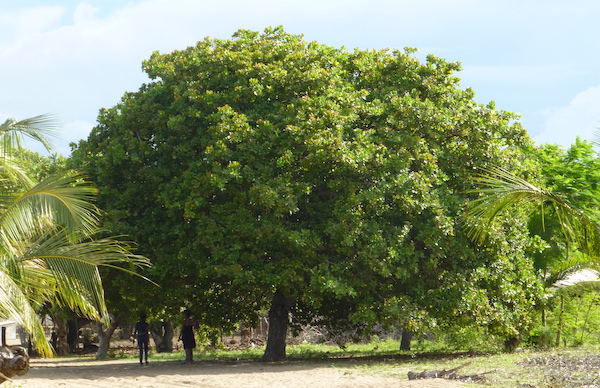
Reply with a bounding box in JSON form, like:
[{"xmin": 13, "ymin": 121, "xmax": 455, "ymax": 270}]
[
  {"xmin": 71, "ymin": 27, "xmax": 540, "ymax": 360},
  {"xmin": 0, "ymin": 114, "xmax": 150, "ymax": 358}
]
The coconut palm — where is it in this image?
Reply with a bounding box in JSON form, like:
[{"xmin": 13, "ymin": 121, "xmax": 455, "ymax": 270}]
[
  {"xmin": 465, "ymin": 165, "xmax": 600, "ymax": 346},
  {"xmin": 465, "ymin": 165, "xmax": 600, "ymax": 294},
  {"xmin": 465, "ymin": 165, "xmax": 600, "ymax": 259},
  {"xmin": 0, "ymin": 114, "xmax": 150, "ymax": 357}
]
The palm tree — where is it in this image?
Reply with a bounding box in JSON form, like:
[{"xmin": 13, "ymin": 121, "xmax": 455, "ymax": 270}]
[
  {"xmin": 0, "ymin": 114, "xmax": 150, "ymax": 357},
  {"xmin": 465, "ymin": 165, "xmax": 600, "ymax": 346},
  {"xmin": 465, "ymin": 166, "xmax": 600, "ymax": 258}
]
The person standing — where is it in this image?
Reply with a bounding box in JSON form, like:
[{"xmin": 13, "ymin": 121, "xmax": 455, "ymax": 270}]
[
  {"xmin": 133, "ymin": 313, "xmax": 150, "ymax": 366},
  {"xmin": 50, "ymin": 329, "xmax": 58, "ymax": 351},
  {"xmin": 179, "ymin": 310, "xmax": 196, "ymax": 364}
]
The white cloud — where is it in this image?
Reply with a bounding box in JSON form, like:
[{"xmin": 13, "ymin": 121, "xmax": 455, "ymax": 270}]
[
  {"xmin": 0, "ymin": 6, "xmax": 65, "ymax": 39},
  {"xmin": 72, "ymin": 3, "xmax": 99, "ymax": 26},
  {"xmin": 534, "ymin": 85, "xmax": 600, "ymax": 147}
]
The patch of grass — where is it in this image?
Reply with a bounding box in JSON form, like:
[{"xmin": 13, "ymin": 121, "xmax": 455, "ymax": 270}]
[
  {"xmin": 347, "ymin": 346, "xmax": 600, "ymax": 387},
  {"xmin": 3, "ymin": 383, "xmax": 24, "ymax": 388},
  {"xmin": 97, "ymin": 339, "xmax": 402, "ymax": 362},
  {"xmin": 286, "ymin": 339, "xmax": 400, "ymax": 359},
  {"xmin": 331, "ymin": 351, "xmax": 524, "ymax": 387}
]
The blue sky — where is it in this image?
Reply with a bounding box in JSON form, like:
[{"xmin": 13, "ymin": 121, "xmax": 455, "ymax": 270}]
[{"xmin": 2, "ymin": 0, "xmax": 600, "ymax": 155}]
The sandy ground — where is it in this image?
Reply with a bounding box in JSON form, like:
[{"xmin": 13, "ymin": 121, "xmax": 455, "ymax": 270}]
[{"xmin": 9, "ymin": 358, "xmax": 468, "ymax": 388}]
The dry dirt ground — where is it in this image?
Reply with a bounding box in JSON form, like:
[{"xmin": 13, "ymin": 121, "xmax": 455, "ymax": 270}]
[{"xmin": 9, "ymin": 358, "xmax": 467, "ymax": 388}]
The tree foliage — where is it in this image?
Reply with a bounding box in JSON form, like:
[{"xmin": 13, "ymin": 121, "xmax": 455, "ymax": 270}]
[{"xmin": 71, "ymin": 27, "xmax": 540, "ymax": 359}]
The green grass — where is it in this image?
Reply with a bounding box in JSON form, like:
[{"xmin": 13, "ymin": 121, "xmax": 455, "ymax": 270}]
[{"xmin": 96, "ymin": 339, "xmax": 405, "ymax": 362}]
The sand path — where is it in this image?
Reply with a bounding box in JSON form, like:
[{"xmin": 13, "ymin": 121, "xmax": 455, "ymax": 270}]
[{"xmin": 10, "ymin": 358, "xmax": 467, "ymax": 388}]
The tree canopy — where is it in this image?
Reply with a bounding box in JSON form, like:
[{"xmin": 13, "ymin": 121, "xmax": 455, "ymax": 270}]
[{"xmin": 71, "ymin": 27, "xmax": 540, "ymax": 360}]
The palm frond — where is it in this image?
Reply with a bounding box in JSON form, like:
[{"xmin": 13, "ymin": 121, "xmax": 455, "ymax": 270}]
[
  {"xmin": 545, "ymin": 258, "xmax": 599, "ymax": 287},
  {"xmin": 21, "ymin": 227, "xmax": 150, "ymax": 268},
  {"xmin": 0, "ymin": 158, "xmax": 35, "ymax": 192},
  {"xmin": 44, "ymin": 256, "xmax": 107, "ymax": 322},
  {"xmin": 0, "ymin": 269, "xmax": 53, "ymax": 356},
  {"xmin": 466, "ymin": 166, "xmax": 556, "ymax": 241},
  {"xmin": 21, "ymin": 171, "xmax": 99, "ymax": 235},
  {"xmin": 0, "ymin": 171, "xmax": 100, "ymax": 254},
  {"xmin": 19, "ymin": 229, "xmax": 152, "ymax": 325},
  {"xmin": 558, "ymin": 281, "xmax": 600, "ymax": 295},
  {"xmin": 0, "ymin": 114, "xmax": 60, "ymax": 155},
  {"xmin": 465, "ymin": 166, "xmax": 600, "ymax": 259}
]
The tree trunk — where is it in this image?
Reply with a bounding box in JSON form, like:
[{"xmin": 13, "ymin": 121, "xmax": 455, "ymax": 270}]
[
  {"xmin": 556, "ymin": 294, "xmax": 565, "ymax": 347},
  {"xmin": 66, "ymin": 319, "xmax": 79, "ymax": 352},
  {"xmin": 261, "ymin": 289, "xmax": 293, "ymax": 362},
  {"xmin": 240, "ymin": 322, "xmax": 252, "ymax": 346},
  {"xmin": 0, "ymin": 346, "xmax": 29, "ymax": 383},
  {"xmin": 579, "ymin": 292, "xmax": 598, "ymax": 344},
  {"xmin": 52, "ymin": 316, "xmax": 71, "ymax": 356},
  {"xmin": 400, "ymin": 330, "xmax": 413, "ymax": 351},
  {"xmin": 95, "ymin": 316, "xmax": 119, "ymax": 360},
  {"xmin": 150, "ymin": 321, "xmax": 174, "ymax": 353},
  {"xmin": 542, "ymin": 308, "xmax": 547, "ymax": 327}
]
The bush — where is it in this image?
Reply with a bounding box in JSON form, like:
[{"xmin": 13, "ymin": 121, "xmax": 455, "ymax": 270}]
[
  {"xmin": 526, "ymin": 326, "xmax": 556, "ymax": 349},
  {"xmin": 441, "ymin": 326, "xmax": 501, "ymax": 352}
]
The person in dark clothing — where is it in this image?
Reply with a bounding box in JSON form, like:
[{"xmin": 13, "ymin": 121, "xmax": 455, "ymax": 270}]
[
  {"xmin": 50, "ymin": 330, "xmax": 58, "ymax": 350},
  {"xmin": 133, "ymin": 313, "xmax": 150, "ymax": 365},
  {"xmin": 179, "ymin": 310, "xmax": 196, "ymax": 364}
]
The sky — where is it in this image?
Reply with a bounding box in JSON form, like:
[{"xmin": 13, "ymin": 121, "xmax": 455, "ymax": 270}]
[{"xmin": 2, "ymin": 0, "xmax": 600, "ymax": 156}]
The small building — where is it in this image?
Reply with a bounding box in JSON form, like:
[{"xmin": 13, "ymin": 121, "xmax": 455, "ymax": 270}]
[{"xmin": 0, "ymin": 320, "xmax": 22, "ymax": 346}]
